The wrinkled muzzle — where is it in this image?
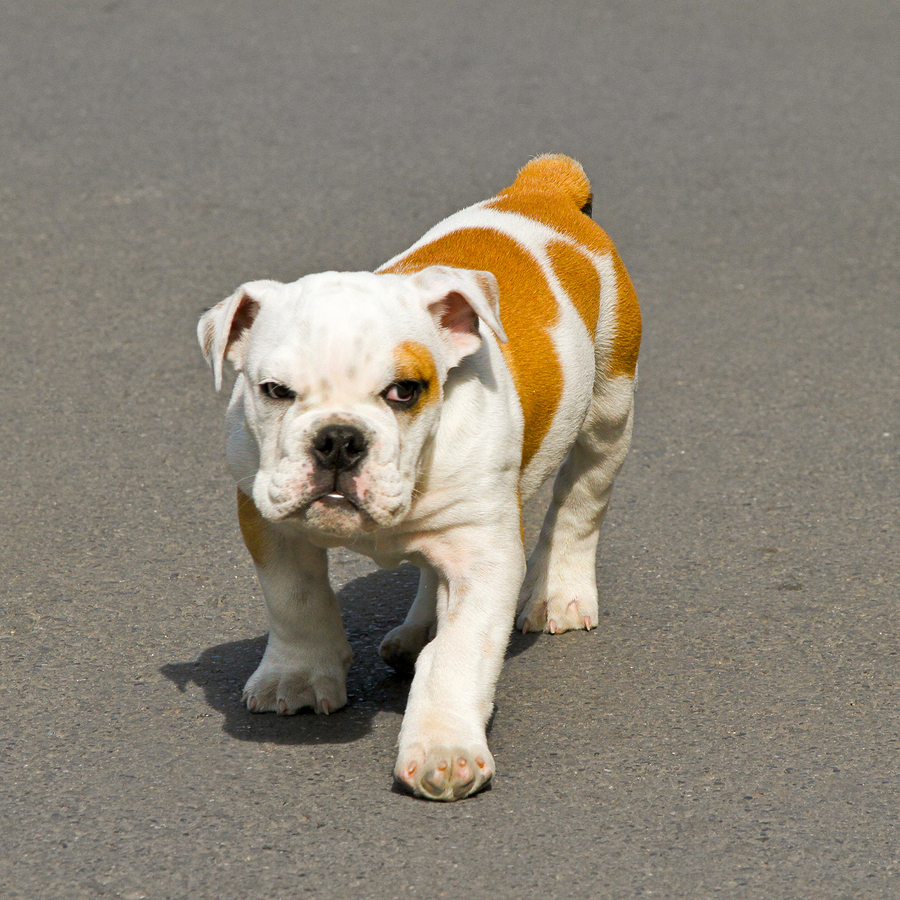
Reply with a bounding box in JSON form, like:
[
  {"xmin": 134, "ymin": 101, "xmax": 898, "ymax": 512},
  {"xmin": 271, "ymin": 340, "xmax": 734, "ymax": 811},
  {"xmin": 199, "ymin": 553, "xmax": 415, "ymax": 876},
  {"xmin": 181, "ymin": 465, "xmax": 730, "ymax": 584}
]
[{"xmin": 255, "ymin": 412, "xmax": 410, "ymax": 536}]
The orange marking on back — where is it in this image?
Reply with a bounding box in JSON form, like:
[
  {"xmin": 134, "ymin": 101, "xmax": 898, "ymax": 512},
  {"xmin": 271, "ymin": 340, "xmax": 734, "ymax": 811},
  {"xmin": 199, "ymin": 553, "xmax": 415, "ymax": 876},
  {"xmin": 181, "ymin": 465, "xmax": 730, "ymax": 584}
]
[
  {"xmin": 237, "ymin": 489, "xmax": 270, "ymax": 566},
  {"xmin": 392, "ymin": 340, "xmax": 440, "ymax": 411},
  {"xmin": 381, "ymin": 156, "xmax": 640, "ymax": 466},
  {"xmin": 383, "ymin": 229, "xmax": 562, "ymax": 469},
  {"xmin": 608, "ymin": 250, "xmax": 641, "ymax": 378},
  {"xmin": 546, "ymin": 240, "xmax": 601, "ymax": 336},
  {"xmin": 488, "ymin": 159, "xmax": 641, "ymax": 379}
]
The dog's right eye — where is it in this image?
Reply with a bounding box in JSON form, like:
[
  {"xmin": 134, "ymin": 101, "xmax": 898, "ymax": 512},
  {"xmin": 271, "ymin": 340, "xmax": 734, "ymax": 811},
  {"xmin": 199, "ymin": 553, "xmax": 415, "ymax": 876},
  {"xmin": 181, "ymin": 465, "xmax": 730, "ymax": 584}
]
[{"xmin": 260, "ymin": 382, "xmax": 296, "ymax": 401}]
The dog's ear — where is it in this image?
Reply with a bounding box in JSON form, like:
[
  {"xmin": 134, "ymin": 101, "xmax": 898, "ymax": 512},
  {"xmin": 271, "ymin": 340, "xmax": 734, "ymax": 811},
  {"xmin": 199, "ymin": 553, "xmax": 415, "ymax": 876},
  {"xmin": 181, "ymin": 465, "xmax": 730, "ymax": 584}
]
[
  {"xmin": 197, "ymin": 281, "xmax": 277, "ymax": 391},
  {"xmin": 408, "ymin": 266, "xmax": 507, "ymax": 368}
]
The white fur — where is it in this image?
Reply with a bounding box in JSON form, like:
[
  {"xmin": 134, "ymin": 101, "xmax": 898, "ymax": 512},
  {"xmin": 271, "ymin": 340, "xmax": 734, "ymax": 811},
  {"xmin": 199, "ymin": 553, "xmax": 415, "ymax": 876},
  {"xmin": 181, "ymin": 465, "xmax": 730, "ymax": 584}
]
[{"xmin": 198, "ymin": 203, "xmax": 636, "ymax": 802}]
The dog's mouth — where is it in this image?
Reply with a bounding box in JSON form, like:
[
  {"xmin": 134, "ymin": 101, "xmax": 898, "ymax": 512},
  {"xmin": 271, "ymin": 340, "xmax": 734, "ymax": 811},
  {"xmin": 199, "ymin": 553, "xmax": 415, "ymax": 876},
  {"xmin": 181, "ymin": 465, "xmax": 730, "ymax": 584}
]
[
  {"xmin": 313, "ymin": 490, "xmax": 360, "ymax": 510},
  {"xmin": 279, "ymin": 486, "xmax": 380, "ymax": 537},
  {"xmin": 284, "ymin": 490, "xmax": 359, "ymax": 517}
]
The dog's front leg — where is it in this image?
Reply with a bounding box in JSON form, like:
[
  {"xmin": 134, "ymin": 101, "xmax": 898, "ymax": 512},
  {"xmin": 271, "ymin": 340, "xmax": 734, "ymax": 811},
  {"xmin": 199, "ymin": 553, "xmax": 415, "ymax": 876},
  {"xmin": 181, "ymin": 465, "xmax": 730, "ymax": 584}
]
[
  {"xmin": 394, "ymin": 522, "xmax": 525, "ymax": 801},
  {"xmin": 237, "ymin": 491, "xmax": 353, "ymax": 715}
]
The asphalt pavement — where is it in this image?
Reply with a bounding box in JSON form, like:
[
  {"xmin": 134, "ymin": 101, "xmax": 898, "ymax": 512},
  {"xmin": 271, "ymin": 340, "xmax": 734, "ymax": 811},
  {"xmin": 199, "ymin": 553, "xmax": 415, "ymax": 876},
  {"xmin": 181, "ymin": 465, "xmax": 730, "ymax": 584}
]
[{"xmin": 1, "ymin": 2, "xmax": 898, "ymax": 898}]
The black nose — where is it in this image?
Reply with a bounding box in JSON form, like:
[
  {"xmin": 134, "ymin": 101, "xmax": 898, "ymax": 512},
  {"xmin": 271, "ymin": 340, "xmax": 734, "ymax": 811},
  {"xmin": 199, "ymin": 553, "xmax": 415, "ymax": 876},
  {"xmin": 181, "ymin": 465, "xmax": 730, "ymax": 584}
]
[{"xmin": 310, "ymin": 424, "xmax": 368, "ymax": 473}]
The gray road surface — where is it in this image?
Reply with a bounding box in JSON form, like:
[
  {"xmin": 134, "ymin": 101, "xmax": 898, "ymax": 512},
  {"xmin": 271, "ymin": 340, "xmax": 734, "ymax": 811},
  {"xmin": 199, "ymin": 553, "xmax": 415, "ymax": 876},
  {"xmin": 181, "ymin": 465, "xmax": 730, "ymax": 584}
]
[{"xmin": 2, "ymin": 2, "xmax": 898, "ymax": 898}]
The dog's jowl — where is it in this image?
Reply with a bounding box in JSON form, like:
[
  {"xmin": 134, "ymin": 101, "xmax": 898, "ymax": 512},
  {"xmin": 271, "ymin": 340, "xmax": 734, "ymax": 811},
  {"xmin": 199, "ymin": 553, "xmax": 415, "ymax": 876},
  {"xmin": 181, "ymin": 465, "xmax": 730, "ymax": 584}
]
[{"xmin": 198, "ymin": 155, "xmax": 641, "ymax": 801}]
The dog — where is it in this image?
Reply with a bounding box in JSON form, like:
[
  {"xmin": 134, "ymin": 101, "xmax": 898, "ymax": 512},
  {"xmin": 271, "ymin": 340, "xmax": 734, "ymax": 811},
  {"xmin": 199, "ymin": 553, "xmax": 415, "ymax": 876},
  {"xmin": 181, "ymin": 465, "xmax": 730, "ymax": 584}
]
[{"xmin": 197, "ymin": 155, "xmax": 641, "ymax": 800}]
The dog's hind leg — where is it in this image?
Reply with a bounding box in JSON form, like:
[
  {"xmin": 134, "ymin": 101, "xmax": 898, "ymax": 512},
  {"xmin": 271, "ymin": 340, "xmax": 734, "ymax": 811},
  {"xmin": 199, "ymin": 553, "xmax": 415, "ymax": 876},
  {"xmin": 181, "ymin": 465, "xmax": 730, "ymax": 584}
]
[
  {"xmin": 379, "ymin": 565, "xmax": 439, "ymax": 673},
  {"xmin": 516, "ymin": 372, "xmax": 636, "ymax": 634}
]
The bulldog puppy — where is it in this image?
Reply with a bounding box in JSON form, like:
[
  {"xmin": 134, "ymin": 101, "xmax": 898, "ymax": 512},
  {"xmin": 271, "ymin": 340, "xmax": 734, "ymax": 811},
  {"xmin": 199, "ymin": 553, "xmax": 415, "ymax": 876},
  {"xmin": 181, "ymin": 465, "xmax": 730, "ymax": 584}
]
[{"xmin": 197, "ymin": 155, "xmax": 641, "ymax": 801}]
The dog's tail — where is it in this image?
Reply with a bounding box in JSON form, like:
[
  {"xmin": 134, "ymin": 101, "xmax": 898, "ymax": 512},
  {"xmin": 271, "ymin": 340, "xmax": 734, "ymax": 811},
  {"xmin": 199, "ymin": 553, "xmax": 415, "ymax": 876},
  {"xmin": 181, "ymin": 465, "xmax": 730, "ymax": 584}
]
[{"xmin": 506, "ymin": 154, "xmax": 593, "ymax": 217}]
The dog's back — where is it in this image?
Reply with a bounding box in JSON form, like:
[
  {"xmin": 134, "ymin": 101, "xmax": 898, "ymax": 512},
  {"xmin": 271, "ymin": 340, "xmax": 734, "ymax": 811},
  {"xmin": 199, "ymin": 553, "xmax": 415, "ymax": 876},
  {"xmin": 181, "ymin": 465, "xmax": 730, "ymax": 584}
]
[{"xmin": 380, "ymin": 154, "xmax": 641, "ymax": 485}]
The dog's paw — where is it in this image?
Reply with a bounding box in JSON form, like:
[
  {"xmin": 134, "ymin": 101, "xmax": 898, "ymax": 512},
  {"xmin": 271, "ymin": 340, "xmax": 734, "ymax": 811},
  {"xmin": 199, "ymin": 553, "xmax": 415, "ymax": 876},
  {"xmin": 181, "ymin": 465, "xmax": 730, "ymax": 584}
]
[
  {"xmin": 242, "ymin": 646, "xmax": 351, "ymax": 715},
  {"xmin": 394, "ymin": 741, "xmax": 493, "ymax": 801},
  {"xmin": 516, "ymin": 587, "xmax": 598, "ymax": 634},
  {"xmin": 379, "ymin": 622, "xmax": 436, "ymax": 674}
]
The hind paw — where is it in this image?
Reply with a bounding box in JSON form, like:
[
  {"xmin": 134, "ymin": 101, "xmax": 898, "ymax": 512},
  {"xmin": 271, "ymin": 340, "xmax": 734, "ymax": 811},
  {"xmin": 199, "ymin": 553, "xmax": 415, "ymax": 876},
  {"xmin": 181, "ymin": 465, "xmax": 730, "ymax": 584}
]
[{"xmin": 516, "ymin": 592, "xmax": 598, "ymax": 634}]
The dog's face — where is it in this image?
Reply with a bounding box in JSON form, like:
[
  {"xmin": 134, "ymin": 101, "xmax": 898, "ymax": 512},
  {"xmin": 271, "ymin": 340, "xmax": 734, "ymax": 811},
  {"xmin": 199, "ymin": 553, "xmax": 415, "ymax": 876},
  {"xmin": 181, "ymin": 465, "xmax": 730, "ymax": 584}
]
[{"xmin": 199, "ymin": 267, "xmax": 504, "ymax": 539}]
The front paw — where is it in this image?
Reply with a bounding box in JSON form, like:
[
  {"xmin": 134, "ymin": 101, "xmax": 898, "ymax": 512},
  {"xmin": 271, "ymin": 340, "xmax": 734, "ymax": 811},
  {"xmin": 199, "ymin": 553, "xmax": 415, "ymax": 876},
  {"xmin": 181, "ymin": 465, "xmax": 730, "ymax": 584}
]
[
  {"xmin": 243, "ymin": 643, "xmax": 352, "ymax": 715},
  {"xmin": 394, "ymin": 741, "xmax": 494, "ymax": 801}
]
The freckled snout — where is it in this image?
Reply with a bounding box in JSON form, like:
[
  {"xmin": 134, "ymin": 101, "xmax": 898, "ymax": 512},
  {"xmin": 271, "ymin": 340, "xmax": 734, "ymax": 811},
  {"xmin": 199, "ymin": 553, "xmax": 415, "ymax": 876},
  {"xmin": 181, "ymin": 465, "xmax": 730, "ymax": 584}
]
[{"xmin": 310, "ymin": 424, "xmax": 368, "ymax": 474}]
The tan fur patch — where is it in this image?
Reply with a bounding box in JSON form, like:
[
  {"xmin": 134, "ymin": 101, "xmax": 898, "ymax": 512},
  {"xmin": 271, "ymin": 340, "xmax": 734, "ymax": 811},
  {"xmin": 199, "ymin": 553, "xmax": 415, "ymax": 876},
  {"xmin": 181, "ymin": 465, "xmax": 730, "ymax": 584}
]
[
  {"xmin": 384, "ymin": 228, "xmax": 562, "ymax": 469},
  {"xmin": 608, "ymin": 251, "xmax": 642, "ymax": 378},
  {"xmin": 382, "ymin": 156, "xmax": 640, "ymax": 468},
  {"xmin": 392, "ymin": 340, "xmax": 440, "ymax": 411},
  {"xmin": 237, "ymin": 489, "xmax": 270, "ymax": 566},
  {"xmin": 486, "ymin": 189, "xmax": 641, "ymax": 379},
  {"xmin": 547, "ymin": 240, "xmax": 601, "ymax": 335}
]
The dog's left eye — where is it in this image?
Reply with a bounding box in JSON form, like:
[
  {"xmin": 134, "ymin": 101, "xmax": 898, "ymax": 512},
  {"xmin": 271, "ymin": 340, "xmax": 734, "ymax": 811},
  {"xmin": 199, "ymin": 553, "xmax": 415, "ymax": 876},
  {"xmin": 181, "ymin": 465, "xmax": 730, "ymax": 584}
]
[
  {"xmin": 382, "ymin": 380, "xmax": 426, "ymax": 408},
  {"xmin": 260, "ymin": 381, "xmax": 296, "ymax": 401}
]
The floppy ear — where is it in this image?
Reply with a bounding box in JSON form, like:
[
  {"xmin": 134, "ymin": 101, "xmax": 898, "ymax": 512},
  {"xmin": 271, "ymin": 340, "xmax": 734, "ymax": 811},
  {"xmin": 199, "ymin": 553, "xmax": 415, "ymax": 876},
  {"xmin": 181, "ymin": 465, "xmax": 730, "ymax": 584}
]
[
  {"xmin": 408, "ymin": 266, "xmax": 507, "ymax": 368},
  {"xmin": 197, "ymin": 280, "xmax": 277, "ymax": 391}
]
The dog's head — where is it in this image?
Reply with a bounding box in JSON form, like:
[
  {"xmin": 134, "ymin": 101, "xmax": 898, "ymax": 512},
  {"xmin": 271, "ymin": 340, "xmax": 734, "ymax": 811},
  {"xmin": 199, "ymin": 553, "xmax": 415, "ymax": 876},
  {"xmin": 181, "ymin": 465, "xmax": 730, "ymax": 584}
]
[{"xmin": 198, "ymin": 267, "xmax": 504, "ymax": 538}]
